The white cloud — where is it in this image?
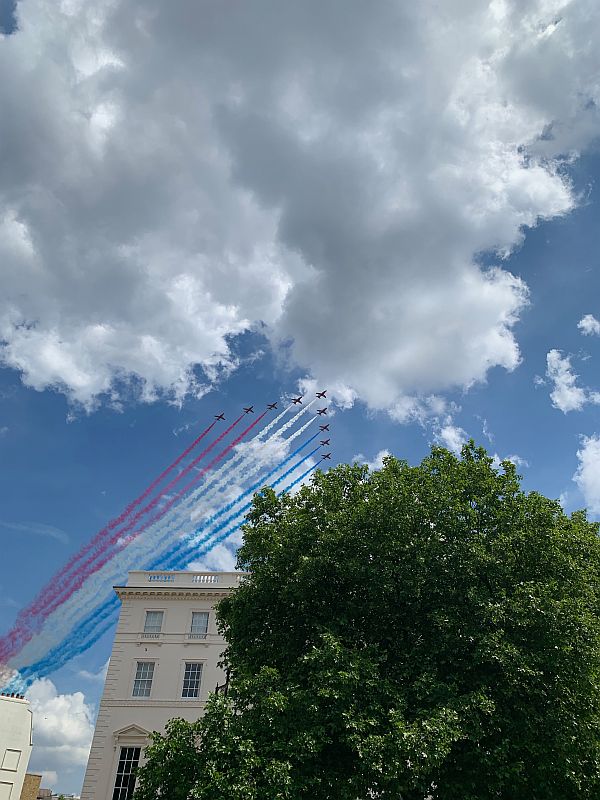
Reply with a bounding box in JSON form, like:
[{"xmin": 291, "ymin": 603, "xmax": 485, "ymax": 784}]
[
  {"xmin": 578, "ymin": 314, "xmax": 600, "ymax": 336},
  {"xmin": 0, "ymin": 664, "xmax": 17, "ymax": 690},
  {"xmin": 297, "ymin": 377, "xmax": 356, "ymax": 411},
  {"xmin": 573, "ymin": 434, "xmax": 600, "ymax": 515},
  {"xmin": 505, "ymin": 454, "xmax": 529, "ymax": 469},
  {"xmin": 77, "ymin": 659, "xmax": 109, "ymax": 684},
  {"xmin": 480, "ymin": 417, "xmax": 495, "ymax": 444},
  {"xmin": 0, "ymin": 426, "xmax": 8, "ymax": 437},
  {"xmin": 353, "ymin": 449, "xmax": 391, "ymax": 472},
  {"xmin": 434, "ymin": 422, "xmax": 469, "ymax": 455},
  {"xmin": 546, "ymin": 349, "xmax": 600, "ymax": 413},
  {"xmin": 491, "ymin": 452, "xmax": 529, "ymax": 470},
  {"xmin": 25, "ymin": 678, "xmax": 95, "ymax": 790},
  {"xmin": 39, "ymin": 770, "xmax": 58, "ymax": 788},
  {"xmin": 389, "ymin": 395, "xmax": 449, "ymax": 426},
  {"xmin": 1, "ymin": 0, "xmax": 599, "ymax": 412},
  {"xmin": 188, "ymin": 542, "xmax": 238, "ymax": 573}
]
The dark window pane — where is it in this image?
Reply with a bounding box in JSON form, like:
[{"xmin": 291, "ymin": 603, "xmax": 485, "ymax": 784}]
[
  {"xmin": 112, "ymin": 746, "xmax": 141, "ymax": 800},
  {"xmin": 182, "ymin": 662, "xmax": 203, "ymax": 698}
]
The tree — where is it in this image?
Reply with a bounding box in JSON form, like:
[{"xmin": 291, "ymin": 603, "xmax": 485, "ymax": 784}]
[{"xmin": 134, "ymin": 445, "xmax": 600, "ymax": 800}]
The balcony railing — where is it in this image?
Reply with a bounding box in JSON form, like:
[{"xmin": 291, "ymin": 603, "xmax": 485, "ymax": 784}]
[
  {"xmin": 126, "ymin": 570, "xmax": 248, "ymax": 589},
  {"xmin": 134, "ymin": 631, "xmax": 222, "ymax": 644}
]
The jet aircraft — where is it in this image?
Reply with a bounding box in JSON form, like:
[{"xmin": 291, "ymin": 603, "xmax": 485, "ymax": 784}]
[
  {"xmin": 316, "ymin": 390, "xmax": 327, "ymax": 398},
  {"xmin": 319, "ymin": 424, "xmax": 330, "ymax": 432},
  {"xmin": 214, "ymin": 413, "xmax": 225, "ymax": 421},
  {"xmin": 320, "ymin": 439, "xmax": 330, "ymax": 446},
  {"xmin": 292, "ymin": 396, "xmax": 303, "ymax": 405},
  {"xmin": 321, "ymin": 452, "xmax": 332, "ymax": 460},
  {"xmin": 267, "ymin": 402, "xmax": 278, "ymax": 410},
  {"xmin": 243, "ymin": 406, "xmax": 254, "ymax": 414},
  {"xmin": 317, "ymin": 407, "xmax": 328, "ymax": 416}
]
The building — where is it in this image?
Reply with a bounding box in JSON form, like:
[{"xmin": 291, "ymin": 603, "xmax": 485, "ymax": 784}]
[
  {"xmin": 18, "ymin": 773, "xmax": 41, "ymax": 800},
  {"xmin": 80, "ymin": 570, "xmax": 243, "ymax": 800},
  {"xmin": 0, "ymin": 692, "xmax": 33, "ymax": 800}
]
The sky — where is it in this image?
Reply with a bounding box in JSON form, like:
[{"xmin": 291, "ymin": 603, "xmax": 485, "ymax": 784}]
[{"xmin": 1, "ymin": 0, "xmax": 600, "ymax": 793}]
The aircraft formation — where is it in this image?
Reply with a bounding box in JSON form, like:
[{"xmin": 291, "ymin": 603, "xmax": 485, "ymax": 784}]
[
  {"xmin": 214, "ymin": 390, "xmax": 332, "ymax": 460},
  {"xmin": 1, "ymin": 387, "xmax": 333, "ymax": 692}
]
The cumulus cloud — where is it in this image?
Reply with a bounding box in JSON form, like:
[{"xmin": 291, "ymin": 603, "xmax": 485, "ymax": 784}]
[
  {"xmin": 491, "ymin": 452, "xmax": 529, "ymax": 470},
  {"xmin": 578, "ymin": 314, "xmax": 600, "ymax": 336},
  {"xmin": 1, "ymin": 0, "xmax": 599, "ymax": 412},
  {"xmin": 189, "ymin": 542, "xmax": 238, "ymax": 573},
  {"xmin": 573, "ymin": 435, "xmax": 600, "ymax": 515},
  {"xmin": 77, "ymin": 659, "xmax": 109, "ymax": 684},
  {"xmin": 546, "ymin": 349, "xmax": 600, "ymax": 413},
  {"xmin": 39, "ymin": 770, "xmax": 58, "ymax": 788},
  {"xmin": 26, "ymin": 678, "xmax": 95, "ymax": 790},
  {"xmin": 353, "ymin": 449, "xmax": 391, "ymax": 472},
  {"xmin": 434, "ymin": 422, "xmax": 469, "ymax": 455}
]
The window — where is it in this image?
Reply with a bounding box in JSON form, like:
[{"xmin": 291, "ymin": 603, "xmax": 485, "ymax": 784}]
[
  {"xmin": 190, "ymin": 611, "xmax": 209, "ymax": 639},
  {"xmin": 132, "ymin": 661, "xmax": 155, "ymax": 697},
  {"xmin": 182, "ymin": 662, "xmax": 203, "ymax": 698},
  {"xmin": 1, "ymin": 749, "xmax": 20, "ymax": 770},
  {"xmin": 0, "ymin": 782, "xmax": 13, "ymax": 800},
  {"xmin": 143, "ymin": 610, "xmax": 163, "ymax": 636},
  {"xmin": 112, "ymin": 746, "xmax": 140, "ymax": 800}
]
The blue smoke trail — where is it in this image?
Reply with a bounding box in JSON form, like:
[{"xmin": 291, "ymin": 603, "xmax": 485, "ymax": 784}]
[
  {"xmin": 9, "ymin": 448, "xmax": 322, "ymax": 687},
  {"xmin": 146, "ymin": 444, "xmax": 321, "ymax": 572},
  {"xmin": 28, "ymin": 413, "xmax": 317, "ymax": 666},
  {"xmin": 162, "ymin": 460, "xmax": 321, "ymax": 572}
]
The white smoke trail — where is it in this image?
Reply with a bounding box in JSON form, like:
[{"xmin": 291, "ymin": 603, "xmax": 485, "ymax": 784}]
[
  {"xmin": 11, "ymin": 403, "xmax": 317, "ymax": 669},
  {"xmin": 9, "ymin": 451, "xmax": 323, "ymax": 687},
  {"xmin": 11, "ymin": 406, "xmax": 296, "ymax": 666}
]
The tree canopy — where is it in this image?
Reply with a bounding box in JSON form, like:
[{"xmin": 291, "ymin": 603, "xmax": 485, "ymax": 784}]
[{"xmin": 134, "ymin": 444, "xmax": 600, "ymax": 800}]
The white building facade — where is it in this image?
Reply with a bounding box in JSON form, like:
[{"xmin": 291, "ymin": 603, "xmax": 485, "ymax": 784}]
[
  {"xmin": 81, "ymin": 570, "xmax": 242, "ymax": 800},
  {"xmin": 0, "ymin": 692, "xmax": 33, "ymax": 800}
]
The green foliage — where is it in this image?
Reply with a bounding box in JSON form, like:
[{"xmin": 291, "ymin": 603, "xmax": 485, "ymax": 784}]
[{"xmin": 134, "ymin": 444, "xmax": 600, "ymax": 799}]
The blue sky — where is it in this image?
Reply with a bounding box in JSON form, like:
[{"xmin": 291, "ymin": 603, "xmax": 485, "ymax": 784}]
[{"xmin": 1, "ymin": 0, "xmax": 600, "ymax": 792}]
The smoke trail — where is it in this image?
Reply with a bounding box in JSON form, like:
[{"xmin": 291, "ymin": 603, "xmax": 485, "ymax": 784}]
[
  {"xmin": 8, "ymin": 407, "xmax": 314, "ymax": 672},
  {"xmin": 163, "ymin": 460, "xmax": 322, "ymax": 573},
  {"xmin": 35, "ymin": 413, "xmax": 265, "ymax": 614},
  {"xmin": 21, "ymin": 400, "xmax": 316, "ymax": 664},
  {"xmin": 20, "ymin": 436, "xmax": 320, "ymax": 675},
  {"xmin": 9, "ymin": 454, "xmax": 323, "ymax": 687},
  {"xmin": 21, "ymin": 410, "xmax": 315, "ymax": 656},
  {"xmin": 154, "ymin": 447, "xmax": 322, "ymax": 572},
  {"xmin": 0, "ymin": 413, "xmax": 254, "ymax": 663},
  {"xmin": 22, "ymin": 419, "xmax": 218, "ymax": 620},
  {"xmin": 0, "ymin": 416, "xmax": 242, "ymax": 663},
  {"xmin": 66, "ymin": 413, "xmax": 251, "ymax": 569}
]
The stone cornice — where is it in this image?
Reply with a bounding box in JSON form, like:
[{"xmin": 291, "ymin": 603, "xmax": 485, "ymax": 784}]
[
  {"xmin": 114, "ymin": 587, "xmax": 233, "ymax": 601},
  {"xmin": 101, "ymin": 699, "xmax": 207, "ymax": 709}
]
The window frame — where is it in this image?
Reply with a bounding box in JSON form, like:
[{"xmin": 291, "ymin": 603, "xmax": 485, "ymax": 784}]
[
  {"xmin": 132, "ymin": 660, "xmax": 155, "ymax": 698},
  {"xmin": 1, "ymin": 748, "xmax": 21, "ymax": 771},
  {"xmin": 111, "ymin": 745, "xmax": 141, "ymax": 800},
  {"xmin": 181, "ymin": 660, "xmax": 204, "ymax": 699},
  {"xmin": 189, "ymin": 609, "xmax": 209, "ymax": 639},
  {"xmin": 142, "ymin": 609, "xmax": 164, "ymax": 636}
]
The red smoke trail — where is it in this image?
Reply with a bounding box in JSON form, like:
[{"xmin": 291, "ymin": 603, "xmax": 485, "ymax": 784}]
[
  {"xmin": 0, "ymin": 412, "xmax": 266, "ymax": 662},
  {"xmin": 0, "ymin": 416, "xmax": 233, "ymax": 662},
  {"xmin": 24, "ymin": 419, "xmax": 218, "ymax": 624}
]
